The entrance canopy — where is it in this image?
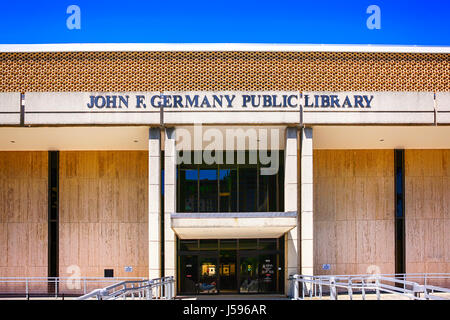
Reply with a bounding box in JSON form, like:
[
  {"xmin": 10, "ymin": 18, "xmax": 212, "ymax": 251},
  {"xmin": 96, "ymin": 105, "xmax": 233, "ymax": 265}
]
[{"xmin": 171, "ymin": 212, "xmax": 297, "ymax": 239}]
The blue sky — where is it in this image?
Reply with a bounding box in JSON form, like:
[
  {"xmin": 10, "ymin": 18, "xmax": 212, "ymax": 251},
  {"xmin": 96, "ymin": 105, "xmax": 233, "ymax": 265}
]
[{"xmin": 0, "ymin": 0, "xmax": 449, "ymax": 45}]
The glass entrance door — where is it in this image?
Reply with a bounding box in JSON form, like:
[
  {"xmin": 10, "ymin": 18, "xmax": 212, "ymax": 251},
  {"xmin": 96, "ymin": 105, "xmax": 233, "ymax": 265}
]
[
  {"xmin": 239, "ymin": 254, "xmax": 259, "ymax": 293},
  {"xmin": 259, "ymin": 253, "xmax": 277, "ymax": 293},
  {"xmin": 180, "ymin": 255, "xmax": 198, "ymax": 294},
  {"xmin": 219, "ymin": 250, "xmax": 237, "ymax": 293},
  {"xmin": 198, "ymin": 255, "xmax": 218, "ymax": 294},
  {"xmin": 178, "ymin": 238, "xmax": 284, "ymax": 295}
]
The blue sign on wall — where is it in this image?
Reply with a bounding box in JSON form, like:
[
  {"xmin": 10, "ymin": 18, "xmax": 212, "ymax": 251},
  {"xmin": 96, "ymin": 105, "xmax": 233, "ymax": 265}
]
[{"xmin": 0, "ymin": 0, "xmax": 449, "ymax": 46}]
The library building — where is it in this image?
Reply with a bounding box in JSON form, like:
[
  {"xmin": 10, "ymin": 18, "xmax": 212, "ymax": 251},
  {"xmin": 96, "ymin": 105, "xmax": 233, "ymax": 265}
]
[{"xmin": 0, "ymin": 46, "xmax": 449, "ymax": 295}]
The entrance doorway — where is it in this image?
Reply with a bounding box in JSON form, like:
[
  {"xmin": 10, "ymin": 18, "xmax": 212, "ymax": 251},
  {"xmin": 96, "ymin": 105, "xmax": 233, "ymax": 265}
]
[
  {"xmin": 239, "ymin": 253, "xmax": 259, "ymax": 293},
  {"xmin": 177, "ymin": 238, "xmax": 284, "ymax": 294},
  {"xmin": 219, "ymin": 250, "xmax": 237, "ymax": 293}
]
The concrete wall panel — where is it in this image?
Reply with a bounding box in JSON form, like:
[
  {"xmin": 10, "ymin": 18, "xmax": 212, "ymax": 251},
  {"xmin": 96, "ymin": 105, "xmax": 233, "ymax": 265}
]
[{"xmin": 313, "ymin": 150, "xmax": 395, "ymax": 276}]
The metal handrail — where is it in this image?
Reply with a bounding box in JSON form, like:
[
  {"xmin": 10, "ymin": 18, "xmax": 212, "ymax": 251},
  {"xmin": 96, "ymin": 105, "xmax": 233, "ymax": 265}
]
[
  {"xmin": 289, "ymin": 273, "xmax": 450, "ymax": 300},
  {"xmin": 0, "ymin": 276, "xmax": 147, "ymax": 298},
  {"xmin": 77, "ymin": 276, "xmax": 175, "ymax": 300}
]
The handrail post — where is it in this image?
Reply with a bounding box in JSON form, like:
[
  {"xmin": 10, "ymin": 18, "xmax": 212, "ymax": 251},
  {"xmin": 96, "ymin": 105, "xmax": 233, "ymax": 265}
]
[
  {"xmin": 348, "ymin": 277, "xmax": 353, "ymax": 300},
  {"xmin": 330, "ymin": 277, "xmax": 337, "ymax": 300},
  {"xmin": 146, "ymin": 281, "xmax": 151, "ymax": 300},
  {"xmin": 168, "ymin": 279, "xmax": 172, "ymax": 299},
  {"xmin": 167, "ymin": 280, "xmax": 170, "ymax": 299},
  {"xmin": 423, "ymin": 285, "xmax": 429, "ymax": 300},
  {"xmin": 319, "ymin": 280, "xmax": 322, "ymax": 299},
  {"xmin": 164, "ymin": 278, "xmax": 167, "ymax": 299},
  {"xmin": 404, "ymin": 274, "xmax": 406, "ymax": 291},
  {"xmin": 302, "ymin": 280, "xmax": 305, "ymax": 300},
  {"xmin": 375, "ymin": 276, "xmax": 380, "ymax": 300},
  {"xmin": 293, "ymin": 275, "xmax": 299, "ymax": 300},
  {"xmin": 171, "ymin": 277, "xmax": 174, "ymax": 299},
  {"xmin": 314, "ymin": 280, "xmax": 316, "ymax": 298},
  {"xmin": 361, "ymin": 279, "xmax": 365, "ymax": 300},
  {"xmin": 26, "ymin": 278, "xmax": 29, "ymax": 299},
  {"xmin": 168, "ymin": 278, "xmax": 172, "ymax": 299},
  {"xmin": 55, "ymin": 278, "xmax": 58, "ymax": 299},
  {"xmin": 166, "ymin": 279, "xmax": 169, "ymax": 299}
]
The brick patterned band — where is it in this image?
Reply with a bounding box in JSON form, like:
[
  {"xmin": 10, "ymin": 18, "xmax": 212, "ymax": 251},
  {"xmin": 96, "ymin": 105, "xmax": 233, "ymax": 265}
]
[{"xmin": 0, "ymin": 52, "xmax": 448, "ymax": 92}]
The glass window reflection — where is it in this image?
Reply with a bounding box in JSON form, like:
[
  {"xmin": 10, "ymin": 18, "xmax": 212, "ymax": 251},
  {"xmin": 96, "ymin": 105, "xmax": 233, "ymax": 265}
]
[
  {"xmin": 199, "ymin": 169, "xmax": 218, "ymax": 212},
  {"xmin": 219, "ymin": 168, "xmax": 237, "ymax": 212},
  {"xmin": 239, "ymin": 167, "xmax": 257, "ymax": 212},
  {"xmin": 179, "ymin": 169, "xmax": 198, "ymax": 212},
  {"xmin": 177, "ymin": 151, "xmax": 284, "ymax": 213}
]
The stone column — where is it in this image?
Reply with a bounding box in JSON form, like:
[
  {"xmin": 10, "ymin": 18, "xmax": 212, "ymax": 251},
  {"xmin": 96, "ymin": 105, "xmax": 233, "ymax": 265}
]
[
  {"xmin": 164, "ymin": 128, "xmax": 177, "ymax": 289},
  {"xmin": 301, "ymin": 127, "xmax": 314, "ymax": 277},
  {"xmin": 148, "ymin": 128, "xmax": 161, "ymax": 279},
  {"xmin": 284, "ymin": 127, "xmax": 299, "ymax": 294}
]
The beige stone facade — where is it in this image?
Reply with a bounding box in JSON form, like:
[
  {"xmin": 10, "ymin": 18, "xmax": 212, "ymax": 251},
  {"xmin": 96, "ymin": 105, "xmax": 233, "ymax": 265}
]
[{"xmin": 0, "ymin": 50, "xmax": 449, "ymax": 295}]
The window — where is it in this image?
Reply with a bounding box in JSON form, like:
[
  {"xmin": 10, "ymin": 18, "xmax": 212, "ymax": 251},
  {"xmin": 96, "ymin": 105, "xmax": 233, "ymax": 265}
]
[
  {"xmin": 48, "ymin": 151, "xmax": 59, "ymax": 279},
  {"xmin": 177, "ymin": 151, "xmax": 284, "ymax": 213},
  {"xmin": 178, "ymin": 168, "xmax": 198, "ymax": 212},
  {"xmin": 238, "ymin": 166, "xmax": 257, "ymax": 212},
  {"xmin": 219, "ymin": 168, "xmax": 238, "ymax": 212},
  {"xmin": 394, "ymin": 149, "xmax": 405, "ymax": 275},
  {"xmin": 199, "ymin": 169, "xmax": 218, "ymax": 212}
]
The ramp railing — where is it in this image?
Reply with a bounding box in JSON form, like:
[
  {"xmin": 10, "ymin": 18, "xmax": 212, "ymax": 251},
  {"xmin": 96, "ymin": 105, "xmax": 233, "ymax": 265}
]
[
  {"xmin": 289, "ymin": 273, "xmax": 450, "ymax": 300},
  {"xmin": 0, "ymin": 276, "xmax": 146, "ymax": 298},
  {"xmin": 77, "ymin": 276, "xmax": 175, "ymax": 300}
]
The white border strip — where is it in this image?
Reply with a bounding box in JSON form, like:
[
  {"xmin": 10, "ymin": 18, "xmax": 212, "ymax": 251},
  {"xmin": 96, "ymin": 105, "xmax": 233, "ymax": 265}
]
[{"xmin": 0, "ymin": 43, "xmax": 449, "ymax": 53}]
